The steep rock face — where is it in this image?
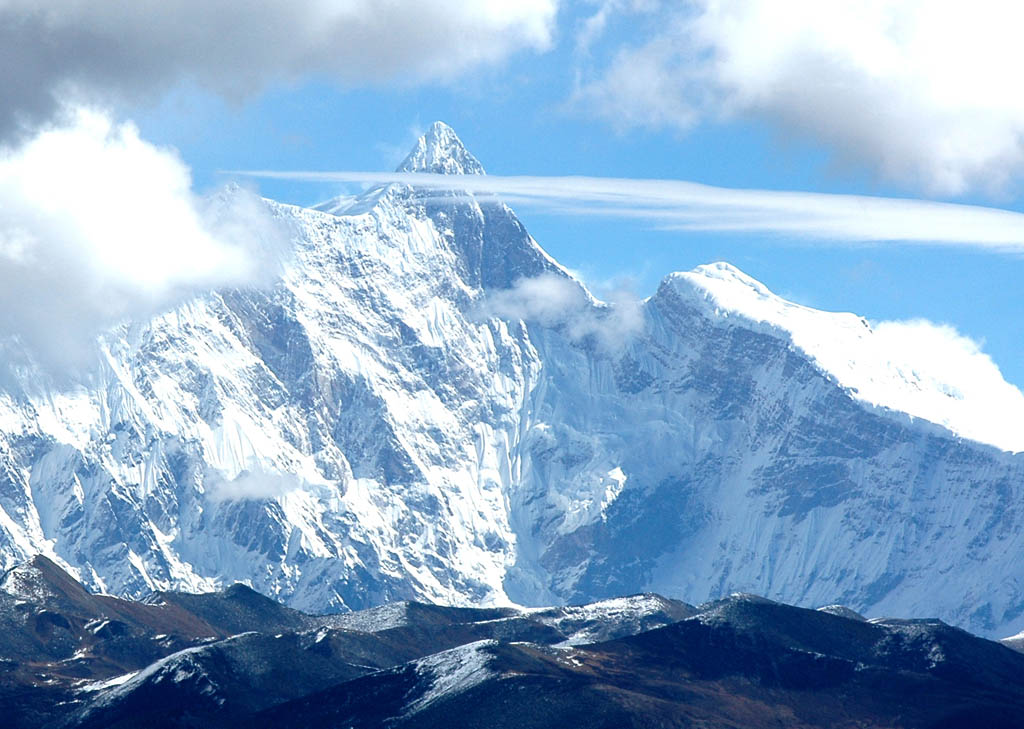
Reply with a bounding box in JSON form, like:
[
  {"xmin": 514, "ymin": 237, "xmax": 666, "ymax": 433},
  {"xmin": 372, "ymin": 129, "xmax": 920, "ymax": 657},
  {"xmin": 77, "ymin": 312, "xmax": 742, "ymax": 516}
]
[
  {"xmin": 0, "ymin": 122, "xmax": 565, "ymax": 614},
  {"xmin": 0, "ymin": 122, "xmax": 1022, "ymax": 636},
  {"xmin": 515, "ymin": 272, "xmax": 1024, "ymax": 635}
]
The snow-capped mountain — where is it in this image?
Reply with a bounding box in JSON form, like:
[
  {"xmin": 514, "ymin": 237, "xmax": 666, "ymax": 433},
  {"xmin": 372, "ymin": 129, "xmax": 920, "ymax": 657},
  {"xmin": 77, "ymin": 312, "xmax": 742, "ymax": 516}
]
[{"xmin": 1, "ymin": 122, "xmax": 1022, "ymax": 636}]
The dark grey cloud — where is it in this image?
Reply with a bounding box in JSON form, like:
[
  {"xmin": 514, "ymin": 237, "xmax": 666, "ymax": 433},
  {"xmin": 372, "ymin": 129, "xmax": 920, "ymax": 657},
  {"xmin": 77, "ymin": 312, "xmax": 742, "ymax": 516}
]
[{"xmin": 0, "ymin": 0, "xmax": 557, "ymax": 142}]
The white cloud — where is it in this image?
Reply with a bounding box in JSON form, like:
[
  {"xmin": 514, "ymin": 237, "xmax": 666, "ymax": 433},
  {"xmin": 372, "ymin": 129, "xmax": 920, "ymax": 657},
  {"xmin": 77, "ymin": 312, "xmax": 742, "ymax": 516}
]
[
  {"xmin": 0, "ymin": 108, "xmax": 282, "ymax": 373},
  {"xmin": 828, "ymin": 318, "xmax": 1024, "ymax": 453},
  {"xmin": 872, "ymin": 320, "xmax": 1020, "ymax": 408},
  {"xmin": 574, "ymin": 0, "xmax": 660, "ymax": 54},
  {"xmin": 0, "ymin": 0, "xmax": 558, "ymax": 142},
  {"xmin": 207, "ymin": 468, "xmax": 303, "ymax": 502},
  {"xmin": 482, "ymin": 272, "xmax": 643, "ymax": 351},
  {"xmin": 573, "ymin": 0, "xmax": 1024, "ymax": 195},
  {"xmin": 230, "ymin": 169, "xmax": 1024, "ymax": 250}
]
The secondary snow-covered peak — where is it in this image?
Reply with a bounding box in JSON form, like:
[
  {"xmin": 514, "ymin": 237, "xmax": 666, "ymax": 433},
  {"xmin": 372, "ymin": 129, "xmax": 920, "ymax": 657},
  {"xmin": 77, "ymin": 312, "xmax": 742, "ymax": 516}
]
[
  {"xmin": 397, "ymin": 121, "xmax": 485, "ymax": 175},
  {"xmin": 664, "ymin": 262, "xmax": 1024, "ymax": 453},
  {"xmin": 690, "ymin": 261, "xmax": 772, "ymax": 293},
  {"xmin": 668, "ymin": 261, "xmax": 818, "ymax": 320}
]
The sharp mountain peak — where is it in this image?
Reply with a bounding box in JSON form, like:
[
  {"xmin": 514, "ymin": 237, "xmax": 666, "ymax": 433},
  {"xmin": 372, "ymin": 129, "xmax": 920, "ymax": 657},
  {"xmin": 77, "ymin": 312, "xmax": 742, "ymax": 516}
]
[{"xmin": 396, "ymin": 121, "xmax": 485, "ymax": 176}]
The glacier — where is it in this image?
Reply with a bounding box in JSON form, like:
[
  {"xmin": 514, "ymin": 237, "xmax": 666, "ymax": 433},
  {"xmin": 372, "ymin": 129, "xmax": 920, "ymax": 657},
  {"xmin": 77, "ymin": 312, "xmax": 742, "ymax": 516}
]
[{"xmin": 1, "ymin": 121, "xmax": 1022, "ymax": 637}]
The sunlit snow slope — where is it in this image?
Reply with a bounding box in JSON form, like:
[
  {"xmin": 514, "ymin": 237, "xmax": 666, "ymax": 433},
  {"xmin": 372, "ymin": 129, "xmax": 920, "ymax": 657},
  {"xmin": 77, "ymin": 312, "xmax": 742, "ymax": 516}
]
[
  {"xmin": 672, "ymin": 263, "xmax": 1024, "ymax": 452},
  {"xmin": 1, "ymin": 122, "xmax": 1023, "ymax": 638}
]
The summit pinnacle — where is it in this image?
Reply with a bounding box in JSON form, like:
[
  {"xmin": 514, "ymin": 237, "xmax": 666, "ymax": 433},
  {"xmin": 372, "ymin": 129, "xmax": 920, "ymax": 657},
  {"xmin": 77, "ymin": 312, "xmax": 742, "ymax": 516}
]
[{"xmin": 396, "ymin": 121, "xmax": 485, "ymax": 175}]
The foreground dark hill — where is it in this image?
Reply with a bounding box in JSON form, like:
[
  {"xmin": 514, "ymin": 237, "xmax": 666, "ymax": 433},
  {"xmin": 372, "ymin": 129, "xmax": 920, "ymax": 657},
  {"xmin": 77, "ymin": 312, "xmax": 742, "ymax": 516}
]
[
  {"xmin": 0, "ymin": 556, "xmax": 691, "ymax": 727},
  {"xmin": 257, "ymin": 597, "xmax": 1024, "ymax": 729},
  {"xmin": 1, "ymin": 557, "xmax": 1022, "ymax": 728}
]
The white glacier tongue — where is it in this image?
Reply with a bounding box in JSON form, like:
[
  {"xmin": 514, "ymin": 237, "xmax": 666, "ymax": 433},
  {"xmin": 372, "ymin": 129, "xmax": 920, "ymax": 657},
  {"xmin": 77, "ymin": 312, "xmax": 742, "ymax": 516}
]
[
  {"xmin": 396, "ymin": 121, "xmax": 485, "ymax": 175},
  {"xmin": 1, "ymin": 123, "xmax": 1024, "ymax": 640},
  {"xmin": 669, "ymin": 261, "xmax": 1024, "ymax": 453}
]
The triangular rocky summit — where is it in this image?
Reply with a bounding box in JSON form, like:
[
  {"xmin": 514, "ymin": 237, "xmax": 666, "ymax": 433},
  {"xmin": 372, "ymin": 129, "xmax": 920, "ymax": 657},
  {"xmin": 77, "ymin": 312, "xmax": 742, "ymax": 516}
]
[{"xmin": 396, "ymin": 121, "xmax": 485, "ymax": 175}]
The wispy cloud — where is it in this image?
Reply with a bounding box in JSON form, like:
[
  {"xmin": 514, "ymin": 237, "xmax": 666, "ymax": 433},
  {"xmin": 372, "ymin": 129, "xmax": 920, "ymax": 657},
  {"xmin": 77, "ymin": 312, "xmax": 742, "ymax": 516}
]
[
  {"xmin": 479, "ymin": 273, "xmax": 643, "ymax": 352},
  {"xmin": 206, "ymin": 468, "xmax": 303, "ymax": 503},
  {"xmin": 574, "ymin": 0, "xmax": 660, "ymax": 55},
  {"xmin": 227, "ymin": 169, "xmax": 1024, "ymax": 250}
]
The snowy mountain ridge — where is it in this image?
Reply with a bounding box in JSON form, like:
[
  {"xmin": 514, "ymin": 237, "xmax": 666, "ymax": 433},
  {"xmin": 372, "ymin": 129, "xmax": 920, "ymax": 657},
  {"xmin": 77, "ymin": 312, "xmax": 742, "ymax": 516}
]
[
  {"xmin": 0, "ymin": 122, "xmax": 1022, "ymax": 638},
  {"xmin": 671, "ymin": 262, "xmax": 1024, "ymax": 453}
]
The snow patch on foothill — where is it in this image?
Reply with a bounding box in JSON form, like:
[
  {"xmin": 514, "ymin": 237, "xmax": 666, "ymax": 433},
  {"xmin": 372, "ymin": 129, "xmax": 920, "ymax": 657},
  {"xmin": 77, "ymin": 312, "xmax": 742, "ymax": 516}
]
[{"xmin": 404, "ymin": 640, "xmax": 497, "ymax": 716}]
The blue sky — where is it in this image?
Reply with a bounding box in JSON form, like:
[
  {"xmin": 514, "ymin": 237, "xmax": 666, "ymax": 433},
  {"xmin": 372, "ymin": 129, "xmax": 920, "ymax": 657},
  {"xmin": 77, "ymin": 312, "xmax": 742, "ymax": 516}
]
[{"xmin": 2, "ymin": 1, "xmax": 1023, "ymax": 388}]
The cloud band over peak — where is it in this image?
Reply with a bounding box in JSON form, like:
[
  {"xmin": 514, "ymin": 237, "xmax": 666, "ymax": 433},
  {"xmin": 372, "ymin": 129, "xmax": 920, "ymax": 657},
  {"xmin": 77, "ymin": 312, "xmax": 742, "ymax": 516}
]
[{"xmin": 227, "ymin": 169, "xmax": 1024, "ymax": 251}]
